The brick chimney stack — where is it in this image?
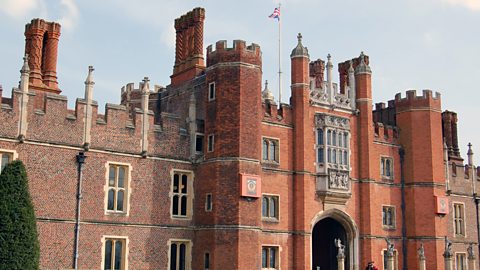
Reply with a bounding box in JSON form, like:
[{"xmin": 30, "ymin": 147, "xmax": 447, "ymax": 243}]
[
  {"xmin": 170, "ymin": 7, "xmax": 206, "ymax": 86},
  {"xmin": 24, "ymin": 18, "xmax": 61, "ymax": 94}
]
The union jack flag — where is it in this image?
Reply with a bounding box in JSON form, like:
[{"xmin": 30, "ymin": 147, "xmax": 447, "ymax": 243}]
[{"xmin": 269, "ymin": 7, "xmax": 280, "ymax": 21}]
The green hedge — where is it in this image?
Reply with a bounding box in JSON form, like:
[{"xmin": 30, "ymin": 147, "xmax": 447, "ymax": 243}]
[{"xmin": 0, "ymin": 160, "xmax": 39, "ymax": 270}]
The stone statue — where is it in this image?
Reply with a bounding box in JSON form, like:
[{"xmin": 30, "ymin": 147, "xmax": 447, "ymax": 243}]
[
  {"xmin": 418, "ymin": 243, "xmax": 425, "ymax": 260},
  {"xmin": 385, "ymin": 238, "xmax": 394, "ymax": 257},
  {"xmin": 443, "ymin": 237, "xmax": 453, "ymax": 258},
  {"xmin": 334, "ymin": 238, "xmax": 345, "ymax": 258},
  {"xmin": 468, "ymin": 243, "xmax": 475, "ymax": 259}
]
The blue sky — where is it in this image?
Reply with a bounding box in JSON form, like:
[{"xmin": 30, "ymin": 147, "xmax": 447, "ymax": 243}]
[{"xmin": 0, "ymin": 0, "xmax": 479, "ymax": 160}]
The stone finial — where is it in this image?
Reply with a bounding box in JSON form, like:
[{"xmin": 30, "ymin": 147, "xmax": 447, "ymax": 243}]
[
  {"xmin": 85, "ymin": 66, "xmax": 95, "ymax": 85},
  {"xmin": 290, "ymin": 33, "xmax": 309, "ymax": 58},
  {"xmin": 467, "ymin": 143, "xmax": 474, "ymax": 166},
  {"xmin": 142, "ymin": 77, "xmax": 150, "ymax": 94},
  {"xmin": 327, "ymin": 54, "xmax": 333, "ymax": 67},
  {"xmin": 348, "ymin": 60, "xmax": 354, "ymax": 74},
  {"xmin": 262, "ymin": 80, "xmax": 275, "ymax": 103},
  {"xmin": 355, "ymin": 51, "xmax": 372, "ymax": 75},
  {"xmin": 21, "ymin": 54, "xmax": 30, "ymax": 74}
]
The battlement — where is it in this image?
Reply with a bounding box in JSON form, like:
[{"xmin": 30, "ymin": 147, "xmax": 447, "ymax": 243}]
[
  {"xmin": 206, "ymin": 40, "xmax": 261, "ymax": 67},
  {"xmin": 262, "ymin": 102, "xmax": 293, "ymax": 126},
  {"xmin": 448, "ymin": 161, "xmax": 480, "ymax": 195},
  {"xmin": 373, "ymin": 101, "xmax": 396, "ymax": 126},
  {"xmin": 394, "ymin": 90, "xmax": 441, "ymax": 111},
  {"xmin": 374, "ymin": 122, "xmax": 398, "ymax": 144},
  {"xmin": 0, "ymin": 86, "xmax": 187, "ymax": 159}
]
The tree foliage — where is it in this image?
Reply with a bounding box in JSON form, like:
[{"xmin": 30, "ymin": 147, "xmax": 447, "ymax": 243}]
[{"xmin": 0, "ymin": 160, "xmax": 39, "ymax": 270}]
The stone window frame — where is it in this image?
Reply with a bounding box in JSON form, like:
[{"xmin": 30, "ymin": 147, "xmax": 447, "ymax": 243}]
[
  {"xmin": 382, "ymin": 205, "xmax": 396, "ymax": 229},
  {"xmin": 104, "ymin": 162, "xmax": 132, "ymax": 216},
  {"xmin": 0, "ymin": 149, "xmax": 18, "ymax": 173},
  {"xmin": 381, "ymin": 249, "xmax": 398, "ymax": 270},
  {"xmin": 380, "ymin": 156, "xmax": 394, "ymax": 180},
  {"xmin": 455, "ymin": 252, "xmax": 467, "ymax": 270},
  {"xmin": 261, "ymin": 245, "xmax": 281, "ymax": 270},
  {"xmin": 207, "ymin": 134, "xmax": 214, "ymax": 152},
  {"xmin": 261, "ymin": 194, "xmax": 280, "ymax": 222},
  {"xmin": 314, "ymin": 113, "xmax": 351, "ymax": 172},
  {"xmin": 205, "ymin": 193, "xmax": 212, "ymax": 212},
  {"xmin": 101, "ymin": 235, "xmax": 129, "ymax": 270},
  {"xmin": 170, "ymin": 169, "xmax": 195, "ymax": 220},
  {"xmin": 167, "ymin": 239, "xmax": 193, "ymax": 270},
  {"xmin": 208, "ymin": 82, "xmax": 216, "ymax": 101},
  {"xmin": 262, "ymin": 136, "xmax": 280, "ymax": 164},
  {"xmin": 453, "ymin": 202, "xmax": 466, "ymax": 237}
]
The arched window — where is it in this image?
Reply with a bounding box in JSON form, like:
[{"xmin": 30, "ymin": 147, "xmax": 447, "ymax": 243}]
[
  {"xmin": 332, "ymin": 131, "xmax": 337, "ymax": 146},
  {"xmin": 332, "ymin": 150, "xmax": 337, "ymax": 164},
  {"xmin": 262, "ymin": 197, "xmax": 269, "ymax": 217},
  {"xmin": 385, "ymin": 159, "xmax": 391, "ymax": 177},
  {"xmin": 343, "ymin": 151, "xmax": 348, "ymax": 166},
  {"xmin": 338, "ymin": 132, "xmax": 343, "ymax": 147},
  {"xmin": 327, "ymin": 148, "xmax": 332, "ymax": 163},
  {"xmin": 327, "ymin": 130, "xmax": 332, "ymax": 145},
  {"xmin": 318, "ymin": 147, "xmax": 324, "ymax": 163},
  {"xmin": 269, "ymin": 141, "xmax": 276, "ymax": 161},
  {"xmin": 317, "ymin": 129, "xmax": 324, "ymax": 145},
  {"xmin": 262, "ymin": 139, "xmax": 268, "ymax": 160},
  {"xmin": 269, "ymin": 197, "xmax": 276, "ymax": 217}
]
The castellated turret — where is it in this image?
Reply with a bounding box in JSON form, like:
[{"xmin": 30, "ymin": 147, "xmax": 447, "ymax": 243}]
[{"xmin": 204, "ymin": 40, "xmax": 262, "ymax": 159}]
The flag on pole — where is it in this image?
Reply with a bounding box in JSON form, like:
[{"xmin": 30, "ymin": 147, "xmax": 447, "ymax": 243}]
[{"xmin": 269, "ymin": 7, "xmax": 280, "ymax": 21}]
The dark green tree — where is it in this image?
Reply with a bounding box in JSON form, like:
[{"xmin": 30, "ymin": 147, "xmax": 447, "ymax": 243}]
[{"xmin": 0, "ymin": 160, "xmax": 39, "ymax": 270}]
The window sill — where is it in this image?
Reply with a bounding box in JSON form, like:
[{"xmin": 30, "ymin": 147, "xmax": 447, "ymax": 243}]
[
  {"xmin": 105, "ymin": 211, "xmax": 128, "ymax": 216},
  {"xmin": 171, "ymin": 215, "xmax": 192, "ymax": 221},
  {"xmin": 382, "ymin": 226, "xmax": 396, "ymax": 231},
  {"xmin": 381, "ymin": 176, "xmax": 394, "ymax": 181},
  {"xmin": 262, "ymin": 217, "xmax": 279, "ymax": 223},
  {"xmin": 262, "ymin": 160, "xmax": 280, "ymax": 166}
]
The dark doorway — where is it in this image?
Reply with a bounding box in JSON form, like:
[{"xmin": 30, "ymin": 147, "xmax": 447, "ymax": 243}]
[{"xmin": 312, "ymin": 217, "xmax": 349, "ymax": 270}]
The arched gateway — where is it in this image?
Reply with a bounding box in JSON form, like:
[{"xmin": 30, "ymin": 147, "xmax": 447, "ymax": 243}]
[{"xmin": 311, "ymin": 209, "xmax": 359, "ymax": 270}]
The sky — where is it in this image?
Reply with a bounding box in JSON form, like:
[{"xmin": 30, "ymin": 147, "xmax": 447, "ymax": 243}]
[{"xmin": 0, "ymin": 0, "xmax": 479, "ymax": 161}]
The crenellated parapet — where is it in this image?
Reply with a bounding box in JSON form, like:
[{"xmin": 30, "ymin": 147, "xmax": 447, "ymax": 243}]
[
  {"xmin": 447, "ymin": 161, "xmax": 480, "ymax": 195},
  {"xmin": 0, "ymin": 83, "xmax": 188, "ymax": 159},
  {"xmin": 394, "ymin": 90, "xmax": 441, "ymax": 113},
  {"xmin": 206, "ymin": 40, "xmax": 261, "ymax": 67},
  {"xmin": 374, "ymin": 122, "xmax": 399, "ymax": 144},
  {"xmin": 120, "ymin": 80, "xmax": 163, "ymax": 120},
  {"xmin": 262, "ymin": 102, "xmax": 293, "ymax": 126},
  {"xmin": 373, "ymin": 101, "xmax": 396, "ymax": 126}
]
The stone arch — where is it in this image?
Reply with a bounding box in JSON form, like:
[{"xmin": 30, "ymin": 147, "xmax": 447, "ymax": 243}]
[{"xmin": 311, "ymin": 209, "xmax": 359, "ymax": 270}]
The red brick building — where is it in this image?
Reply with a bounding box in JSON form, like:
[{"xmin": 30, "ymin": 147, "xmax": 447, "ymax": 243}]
[{"xmin": 0, "ymin": 7, "xmax": 479, "ymax": 270}]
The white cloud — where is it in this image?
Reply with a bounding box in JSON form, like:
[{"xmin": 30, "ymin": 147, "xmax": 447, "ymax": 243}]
[
  {"xmin": 443, "ymin": 0, "xmax": 480, "ymax": 10},
  {"xmin": 57, "ymin": 0, "xmax": 79, "ymax": 31},
  {"xmin": 0, "ymin": 0, "xmax": 39, "ymax": 18}
]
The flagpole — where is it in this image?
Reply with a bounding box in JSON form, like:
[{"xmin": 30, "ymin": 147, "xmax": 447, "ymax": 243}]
[{"xmin": 278, "ymin": 3, "xmax": 282, "ymax": 105}]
